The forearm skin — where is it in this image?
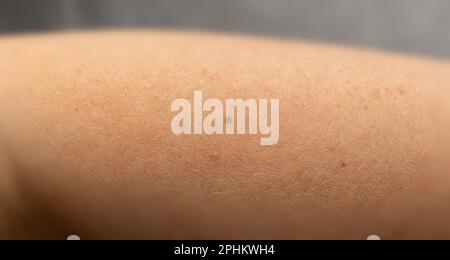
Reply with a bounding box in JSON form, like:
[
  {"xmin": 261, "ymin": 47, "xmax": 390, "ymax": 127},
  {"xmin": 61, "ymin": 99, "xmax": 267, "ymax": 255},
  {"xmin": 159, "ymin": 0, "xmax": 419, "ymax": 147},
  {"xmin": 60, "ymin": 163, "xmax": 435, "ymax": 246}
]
[{"xmin": 0, "ymin": 31, "xmax": 450, "ymax": 239}]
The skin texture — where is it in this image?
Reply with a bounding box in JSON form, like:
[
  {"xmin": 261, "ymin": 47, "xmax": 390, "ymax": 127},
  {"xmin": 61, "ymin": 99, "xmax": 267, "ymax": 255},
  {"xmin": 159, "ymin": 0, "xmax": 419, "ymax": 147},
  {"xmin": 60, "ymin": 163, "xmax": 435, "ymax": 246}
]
[{"xmin": 0, "ymin": 30, "xmax": 450, "ymax": 240}]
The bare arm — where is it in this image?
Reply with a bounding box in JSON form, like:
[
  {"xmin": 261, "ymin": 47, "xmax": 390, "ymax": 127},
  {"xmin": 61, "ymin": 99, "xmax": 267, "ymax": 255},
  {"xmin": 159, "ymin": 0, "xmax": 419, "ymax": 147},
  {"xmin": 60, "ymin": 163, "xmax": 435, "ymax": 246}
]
[{"xmin": 1, "ymin": 31, "xmax": 450, "ymax": 239}]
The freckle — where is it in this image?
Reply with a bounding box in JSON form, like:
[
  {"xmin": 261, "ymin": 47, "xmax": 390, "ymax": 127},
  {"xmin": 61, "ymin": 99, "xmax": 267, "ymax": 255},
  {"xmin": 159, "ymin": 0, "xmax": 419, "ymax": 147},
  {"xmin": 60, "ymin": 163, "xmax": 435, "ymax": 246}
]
[
  {"xmin": 94, "ymin": 78, "xmax": 104, "ymax": 84},
  {"xmin": 210, "ymin": 152, "xmax": 220, "ymax": 162},
  {"xmin": 398, "ymin": 88, "xmax": 407, "ymax": 96},
  {"xmin": 74, "ymin": 107, "xmax": 79, "ymax": 112},
  {"xmin": 75, "ymin": 64, "xmax": 87, "ymax": 75},
  {"xmin": 341, "ymin": 162, "xmax": 347, "ymax": 168},
  {"xmin": 201, "ymin": 68, "xmax": 209, "ymax": 76},
  {"xmin": 363, "ymin": 105, "xmax": 368, "ymax": 110},
  {"xmin": 372, "ymin": 89, "xmax": 381, "ymax": 100}
]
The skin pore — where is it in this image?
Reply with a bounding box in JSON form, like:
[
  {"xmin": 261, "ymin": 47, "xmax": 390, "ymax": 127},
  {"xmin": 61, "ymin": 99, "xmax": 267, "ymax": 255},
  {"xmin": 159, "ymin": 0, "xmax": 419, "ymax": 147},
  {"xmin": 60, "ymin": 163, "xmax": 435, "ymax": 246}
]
[{"xmin": 0, "ymin": 30, "xmax": 450, "ymax": 239}]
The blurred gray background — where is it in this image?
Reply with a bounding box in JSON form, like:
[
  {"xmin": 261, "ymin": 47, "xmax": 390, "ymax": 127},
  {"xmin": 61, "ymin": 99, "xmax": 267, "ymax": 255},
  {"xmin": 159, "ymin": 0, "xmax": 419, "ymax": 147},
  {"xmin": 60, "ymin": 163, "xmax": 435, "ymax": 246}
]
[{"xmin": 0, "ymin": 0, "xmax": 449, "ymax": 58}]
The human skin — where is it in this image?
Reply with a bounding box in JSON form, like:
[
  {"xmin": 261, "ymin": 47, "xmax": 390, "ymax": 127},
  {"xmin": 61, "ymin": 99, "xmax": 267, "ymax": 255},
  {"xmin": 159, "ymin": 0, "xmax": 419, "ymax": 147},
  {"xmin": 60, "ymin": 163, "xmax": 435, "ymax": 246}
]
[{"xmin": 0, "ymin": 31, "xmax": 450, "ymax": 240}]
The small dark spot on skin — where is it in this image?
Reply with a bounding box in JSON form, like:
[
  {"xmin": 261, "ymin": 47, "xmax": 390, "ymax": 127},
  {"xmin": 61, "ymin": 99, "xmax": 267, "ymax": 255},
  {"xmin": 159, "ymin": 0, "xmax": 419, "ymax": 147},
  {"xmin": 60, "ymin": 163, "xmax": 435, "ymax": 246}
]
[
  {"xmin": 327, "ymin": 146, "xmax": 336, "ymax": 152},
  {"xmin": 209, "ymin": 153, "xmax": 220, "ymax": 162},
  {"xmin": 94, "ymin": 78, "xmax": 104, "ymax": 84},
  {"xmin": 398, "ymin": 88, "xmax": 407, "ymax": 96},
  {"xmin": 201, "ymin": 68, "xmax": 209, "ymax": 76},
  {"xmin": 341, "ymin": 162, "xmax": 347, "ymax": 168},
  {"xmin": 75, "ymin": 64, "xmax": 87, "ymax": 75},
  {"xmin": 74, "ymin": 107, "xmax": 79, "ymax": 112},
  {"xmin": 372, "ymin": 89, "xmax": 381, "ymax": 100},
  {"xmin": 363, "ymin": 105, "xmax": 368, "ymax": 110}
]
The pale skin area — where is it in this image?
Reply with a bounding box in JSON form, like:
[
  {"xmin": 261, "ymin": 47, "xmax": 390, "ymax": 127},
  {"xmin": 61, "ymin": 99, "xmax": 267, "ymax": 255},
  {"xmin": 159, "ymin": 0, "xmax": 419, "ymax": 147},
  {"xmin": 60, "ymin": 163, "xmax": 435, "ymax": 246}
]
[{"xmin": 0, "ymin": 31, "xmax": 450, "ymax": 239}]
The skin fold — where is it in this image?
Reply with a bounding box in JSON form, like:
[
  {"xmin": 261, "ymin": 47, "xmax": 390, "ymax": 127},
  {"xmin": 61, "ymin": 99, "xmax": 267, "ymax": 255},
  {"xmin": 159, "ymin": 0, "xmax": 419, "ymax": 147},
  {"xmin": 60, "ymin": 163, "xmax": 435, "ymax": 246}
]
[{"xmin": 0, "ymin": 30, "xmax": 450, "ymax": 240}]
